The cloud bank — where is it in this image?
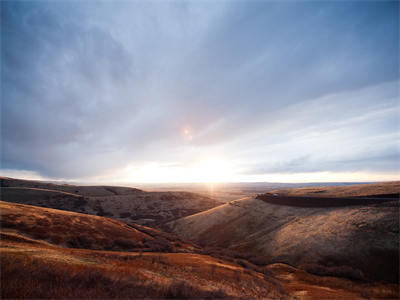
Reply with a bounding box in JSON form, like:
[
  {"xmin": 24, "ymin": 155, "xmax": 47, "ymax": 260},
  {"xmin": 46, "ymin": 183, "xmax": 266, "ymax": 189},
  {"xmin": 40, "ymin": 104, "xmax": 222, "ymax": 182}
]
[{"xmin": 1, "ymin": 1, "xmax": 399, "ymax": 182}]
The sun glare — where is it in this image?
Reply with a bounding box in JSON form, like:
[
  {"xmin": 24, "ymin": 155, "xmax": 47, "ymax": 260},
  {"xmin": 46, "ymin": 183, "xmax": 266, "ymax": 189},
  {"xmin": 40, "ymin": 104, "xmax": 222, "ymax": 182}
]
[
  {"xmin": 192, "ymin": 159, "xmax": 234, "ymax": 183},
  {"xmin": 115, "ymin": 158, "xmax": 236, "ymax": 183},
  {"xmin": 182, "ymin": 127, "xmax": 193, "ymax": 141}
]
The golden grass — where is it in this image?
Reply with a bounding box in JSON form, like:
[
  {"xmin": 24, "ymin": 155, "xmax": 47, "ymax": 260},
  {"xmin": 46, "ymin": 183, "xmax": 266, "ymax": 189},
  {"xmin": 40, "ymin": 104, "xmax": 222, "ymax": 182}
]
[
  {"xmin": 1, "ymin": 237, "xmax": 287, "ymax": 299},
  {"xmin": 0, "ymin": 201, "xmax": 288, "ymax": 299},
  {"xmin": 1, "ymin": 200, "xmax": 398, "ymax": 299},
  {"xmin": 268, "ymin": 263, "xmax": 399, "ymax": 300},
  {"xmin": 267, "ymin": 181, "xmax": 400, "ymax": 198}
]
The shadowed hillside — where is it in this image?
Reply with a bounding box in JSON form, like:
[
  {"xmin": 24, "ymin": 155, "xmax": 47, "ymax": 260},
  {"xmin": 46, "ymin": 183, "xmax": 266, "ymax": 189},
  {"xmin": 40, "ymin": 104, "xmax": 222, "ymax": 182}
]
[
  {"xmin": 167, "ymin": 183, "xmax": 400, "ymax": 284},
  {"xmin": 0, "ymin": 177, "xmax": 221, "ymax": 226},
  {"xmin": 265, "ymin": 181, "xmax": 400, "ymax": 198},
  {"xmin": 0, "ymin": 201, "xmax": 191, "ymax": 252},
  {"xmin": 0, "ymin": 177, "xmax": 143, "ymax": 196},
  {"xmin": 0, "ymin": 201, "xmax": 288, "ymax": 299},
  {"xmin": 2, "ymin": 201, "xmax": 398, "ymax": 299}
]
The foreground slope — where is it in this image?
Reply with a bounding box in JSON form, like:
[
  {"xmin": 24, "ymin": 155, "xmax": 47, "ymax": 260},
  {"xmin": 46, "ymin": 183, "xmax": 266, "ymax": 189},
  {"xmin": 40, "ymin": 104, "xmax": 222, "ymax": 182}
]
[
  {"xmin": 0, "ymin": 201, "xmax": 287, "ymax": 299},
  {"xmin": 167, "ymin": 183, "xmax": 399, "ymax": 283},
  {"xmin": 0, "ymin": 177, "xmax": 221, "ymax": 226},
  {"xmin": 2, "ymin": 201, "xmax": 397, "ymax": 299},
  {"xmin": 0, "ymin": 201, "xmax": 189, "ymax": 252}
]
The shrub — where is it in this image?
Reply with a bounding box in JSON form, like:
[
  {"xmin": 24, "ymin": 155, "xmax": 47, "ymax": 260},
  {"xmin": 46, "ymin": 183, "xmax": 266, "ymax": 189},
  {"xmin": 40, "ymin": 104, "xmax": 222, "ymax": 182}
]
[
  {"xmin": 236, "ymin": 259, "xmax": 255, "ymax": 270},
  {"xmin": 113, "ymin": 238, "xmax": 140, "ymax": 250},
  {"xmin": 1, "ymin": 219, "xmax": 16, "ymax": 228},
  {"xmin": 66, "ymin": 236, "xmax": 92, "ymax": 249},
  {"xmin": 256, "ymin": 266, "xmax": 274, "ymax": 277},
  {"xmin": 50, "ymin": 235, "xmax": 65, "ymax": 245},
  {"xmin": 304, "ymin": 263, "xmax": 364, "ymax": 281},
  {"xmin": 73, "ymin": 197, "xmax": 88, "ymax": 209},
  {"xmin": 249, "ymin": 255, "xmax": 272, "ymax": 266},
  {"xmin": 119, "ymin": 212, "xmax": 132, "ymax": 218},
  {"xmin": 31, "ymin": 226, "xmax": 48, "ymax": 239},
  {"xmin": 36, "ymin": 218, "xmax": 51, "ymax": 227},
  {"xmin": 174, "ymin": 241, "xmax": 182, "ymax": 247},
  {"xmin": 144, "ymin": 237, "xmax": 173, "ymax": 252}
]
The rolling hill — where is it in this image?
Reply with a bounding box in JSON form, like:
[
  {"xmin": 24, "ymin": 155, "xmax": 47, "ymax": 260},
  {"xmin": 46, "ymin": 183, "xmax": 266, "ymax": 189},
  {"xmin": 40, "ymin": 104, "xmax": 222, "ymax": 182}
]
[
  {"xmin": 166, "ymin": 182, "xmax": 400, "ymax": 283},
  {"xmin": 264, "ymin": 181, "xmax": 400, "ymax": 198},
  {"xmin": 2, "ymin": 201, "xmax": 398, "ymax": 299},
  {"xmin": 0, "ymin": 201, "xmax": 191, "ymax": 252},
  {"xmin": 0, "ymin": 201, "xmax": 288, "ymax": 299},
  {"xmin": 0, "ymin": 177, "xmax": 221, "ymax": 226}
]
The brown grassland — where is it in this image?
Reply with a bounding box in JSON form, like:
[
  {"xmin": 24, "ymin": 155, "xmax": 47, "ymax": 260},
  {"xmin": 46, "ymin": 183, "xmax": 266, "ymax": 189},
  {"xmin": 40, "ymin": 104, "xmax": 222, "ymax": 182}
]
[
  {"xmin": 0, "ymin": 177, "xmax": 221, "ymax": 226},
  {"xmin": 266, "ymin": 181, "xmax": 400, "ymax": 198},
  {"xmin": 0, "ymin": 201, "xmax": 287, "ymax": 299},
  {"xmin": 1, "ymin": 180, "xmax": 399, "ymax": 299}
]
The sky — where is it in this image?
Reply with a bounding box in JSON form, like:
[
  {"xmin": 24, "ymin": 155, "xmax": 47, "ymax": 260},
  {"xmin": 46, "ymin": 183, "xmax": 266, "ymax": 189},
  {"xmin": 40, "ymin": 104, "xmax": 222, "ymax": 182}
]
[{"xmin": 1, "ymin": 0, "xmax": 399, "ymax": 183}]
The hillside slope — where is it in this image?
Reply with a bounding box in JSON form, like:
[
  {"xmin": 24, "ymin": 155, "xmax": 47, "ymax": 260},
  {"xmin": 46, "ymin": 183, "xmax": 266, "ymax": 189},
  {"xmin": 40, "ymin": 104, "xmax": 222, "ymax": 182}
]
[
  {"xmin": 167, "ymin": 183, "xmax": 399, "ymax": 283},
  {"xmin": 0, "ymin": 201, "xmax": 193, "ymax": 252},
  {"xmin": 0, "ymin": 177, "xmax": 221, "ymax": 226},
  {"xmin": 265, "ymin": 181, "xmax": 400, "ymax": 198},
  {"xmin": 0, "ymin": 177, "xmax": 143, "ymax": 196},
  {"xmin": 0, "ymin": 201, "xmax": 287, "ymax": 299},
  {"xmin": 2, "ymin": 201, "xmax": 397, "ymax": 299}
]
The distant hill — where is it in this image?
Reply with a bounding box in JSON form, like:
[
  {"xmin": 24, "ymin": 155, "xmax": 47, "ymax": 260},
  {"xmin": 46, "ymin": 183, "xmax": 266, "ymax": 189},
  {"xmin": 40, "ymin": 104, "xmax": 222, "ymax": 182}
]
[
  {"xmin": 0, "ymin": 177, "xmax": 221, "ymax": 226},
  {"xmin": 166, "ymin": 182, "xmax": 400, "ymax": 283},
  {"xmin": 133, "ymin": 181, "xmax": 376, "ymax": 203},
  {"xmin": 0, "ymin": 177, "xmax": 144, "ymax": 196},
  {"xmin": 264, "ymin": 181, "xmax": 400, "ymax": 198}
]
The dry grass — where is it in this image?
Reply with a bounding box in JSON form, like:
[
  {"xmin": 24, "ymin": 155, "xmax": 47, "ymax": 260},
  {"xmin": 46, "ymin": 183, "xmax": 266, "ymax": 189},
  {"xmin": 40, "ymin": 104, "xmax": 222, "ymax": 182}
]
[
  {"xmin": 0, "ymin": 201, "xmax": 151, "ymax": 250},
  {"xmin": 168, "ymin": 193, "xmax": 399, "ymax": 283},
  {"xmin": 0, "ymin": 201, "xmax": 198, "ymax": 254},
  {"xmin": 0, "ymin": 238, "xmax": 287, "ymax": 299},
  {"xmin": 1, "ymin": 254, "xmax": 232, "ymax": 299},
  {"xmin": 1, "ymin": 177, "xmax": 222, "ymax": 226},
  {"xmin": 266, "ymin": 181, "xmax": 400, "ymax": 198},
  {"xmin": 268, "ymin": 263, "xmax": 399, "ymax": 300},
  {"xmin": 0, "ymin": 177, "xmax": 143, "ymax": 197},
  {"xmin": 1, "ymin": 190, "xmax": 399, "ymax": 299},
  {"xmin": 0, "ymin": 201, "xmax": 288, "ymax": 299}
]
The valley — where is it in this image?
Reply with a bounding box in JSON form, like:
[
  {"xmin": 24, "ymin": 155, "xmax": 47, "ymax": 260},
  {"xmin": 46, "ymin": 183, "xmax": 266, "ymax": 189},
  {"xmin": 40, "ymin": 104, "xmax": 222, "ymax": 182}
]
[
  {"xmin": 0, "ymin": 178, "xmax": 399, "ymax": 299},
  {"xmin": 0, "ymin": 177, "xmax": 220, "ymax": 226},
  {"xmin": 167, "ymin": 183, "xmax": 399, "ymax": 284},
  {"xmin": 2, "ymin": 1, "xmax": 397, "ymax": 299}
]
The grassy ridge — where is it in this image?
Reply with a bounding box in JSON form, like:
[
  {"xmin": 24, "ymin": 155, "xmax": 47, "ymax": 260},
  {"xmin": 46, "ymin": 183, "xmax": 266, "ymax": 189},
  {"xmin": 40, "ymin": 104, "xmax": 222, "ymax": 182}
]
[
  {"xmin": 0, "ymin": 201, "xmax": 288, "ymax": 299},
  {"xmin": 256, "ymin": 194, "xmax": 399, "ymax": 207},
  {"xmin": 1, "ymin": 254, "xmax": 231, "ymax": 299}
]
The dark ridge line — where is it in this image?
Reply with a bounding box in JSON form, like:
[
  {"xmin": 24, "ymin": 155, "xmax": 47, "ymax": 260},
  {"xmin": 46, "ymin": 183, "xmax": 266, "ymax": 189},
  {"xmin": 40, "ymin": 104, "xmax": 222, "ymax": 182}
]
[{"xmin": 255, "ymin": 194, "xmax": 399, "ymax": 208}]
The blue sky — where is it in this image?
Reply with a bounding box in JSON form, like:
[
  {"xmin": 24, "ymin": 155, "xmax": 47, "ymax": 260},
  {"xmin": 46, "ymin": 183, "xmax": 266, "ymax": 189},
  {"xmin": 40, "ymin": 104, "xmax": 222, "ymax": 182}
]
[{"xmin": 1, "ymin": 0, "xmax": 399, "ymax": 183}]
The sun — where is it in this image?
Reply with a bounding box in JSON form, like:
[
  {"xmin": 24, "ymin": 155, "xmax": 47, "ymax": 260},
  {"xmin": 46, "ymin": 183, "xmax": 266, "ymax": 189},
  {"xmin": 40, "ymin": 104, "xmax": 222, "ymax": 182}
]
[
  {"xmin": 114, "ymin": 157, "xmax": 236, "ymax": 183},
  {"xmin": 191, "ymin": 159, "xmax": 234, "ymax": 183},
  {"xmin": 182, "ymin": 127, "xmax": 193, "ymax": 141}
]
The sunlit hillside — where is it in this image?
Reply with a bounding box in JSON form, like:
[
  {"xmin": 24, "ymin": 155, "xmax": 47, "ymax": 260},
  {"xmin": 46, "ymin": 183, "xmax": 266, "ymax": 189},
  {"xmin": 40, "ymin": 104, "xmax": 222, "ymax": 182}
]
[{"xmin": 167, "ymin": 183, "xmax": 400, "ymax": 283}]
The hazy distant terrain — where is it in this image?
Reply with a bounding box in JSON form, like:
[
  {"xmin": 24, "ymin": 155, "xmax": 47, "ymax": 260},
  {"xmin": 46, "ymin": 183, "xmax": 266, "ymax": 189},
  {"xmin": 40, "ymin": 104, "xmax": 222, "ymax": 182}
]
[
  {"xmin": 133, "ymin": 181, "xmax": 373, "ymax": 203},
  {"xmin": 265, "ymin": 182, "xmax": 400, "ymax": 198}
]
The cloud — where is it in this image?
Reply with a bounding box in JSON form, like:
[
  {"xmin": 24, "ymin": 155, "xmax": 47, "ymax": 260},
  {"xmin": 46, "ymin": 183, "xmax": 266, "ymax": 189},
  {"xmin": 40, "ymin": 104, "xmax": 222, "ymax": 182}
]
[
  {"xmin": 1, "ymin": 1, "xmax": 398, "ymax": 181},
  {"xmin": 237, "ymin": 81, "xmax": 400, "ymax": 175}
]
